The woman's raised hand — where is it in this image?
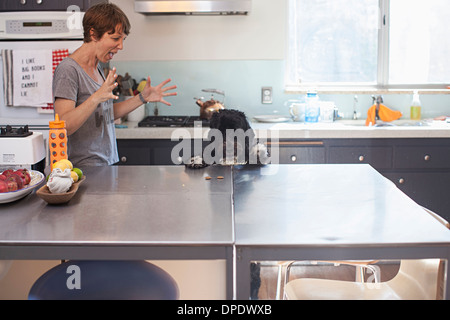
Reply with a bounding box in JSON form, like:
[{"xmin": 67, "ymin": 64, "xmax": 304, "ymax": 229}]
[
  {"xmin": 95, "ymin": 67, "xmax": 119, "ymax": 103},
  {"xmin": 141, "ymin": 76, "xmax": 177, "ymax": 106}
]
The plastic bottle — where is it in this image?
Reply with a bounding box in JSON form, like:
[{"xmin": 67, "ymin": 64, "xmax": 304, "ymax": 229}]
[
  {"xmin": 305, "ymin": 90, "xmax": 320, "ymax": 123},
  {"xmin": 49, "ymin": 114, "xmax": 68, "ymax": 170},
  {"xmin": 410, "ymin": 90, "xmax": 421, "ymax": 120}
]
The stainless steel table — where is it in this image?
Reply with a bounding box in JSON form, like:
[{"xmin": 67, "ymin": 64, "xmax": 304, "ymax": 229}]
[
  {"xmin": 2, "ymin": 164, "xmax": 449, "ymax": 300},
  {"xmin": 233, "ymin": 164, "xmax": 450, "ymax": 299},
  {"xmin": 0, "ymin": 165, "xmax": 234, "ymax": 299}
]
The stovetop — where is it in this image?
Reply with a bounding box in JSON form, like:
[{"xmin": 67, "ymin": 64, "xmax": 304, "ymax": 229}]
[
  {"xmin": 0, "ymin": 125, "xmax": 33, "ymax": 138},
  {"xmin": 138, "ymin": 116, "xmax": 210, "ymax": 128}
]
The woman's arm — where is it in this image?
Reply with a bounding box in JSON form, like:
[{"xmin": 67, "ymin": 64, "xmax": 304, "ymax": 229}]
[
  {"xmin": 54, "ymin": 68, "xmax": 119, "ymax": 135},
  {"xmin": 113, "ymin": 76, "xmax": 177, "ymax": 119}
]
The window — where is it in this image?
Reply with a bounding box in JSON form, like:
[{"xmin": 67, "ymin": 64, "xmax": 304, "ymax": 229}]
[{"xmin": 286, "ymin": 0, "xmax": 450, "ymax": 90}]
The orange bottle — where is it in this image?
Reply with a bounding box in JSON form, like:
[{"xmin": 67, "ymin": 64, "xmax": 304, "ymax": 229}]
[{"xmin": 49, "ymin": 114, "xmax": 68, "ymax": 170}]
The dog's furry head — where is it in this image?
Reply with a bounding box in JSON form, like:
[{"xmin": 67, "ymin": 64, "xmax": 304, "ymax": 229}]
[
  {"xmin": 186, "ymin": 109, "xmax": 270, "ymax": 168},
  {"xmin": 209, "ymin": 109, "xmax": 269, "ymax": 165},
  {"xmin": 209, "ymin": 109, "xmax": 252, "ymax": 134}
]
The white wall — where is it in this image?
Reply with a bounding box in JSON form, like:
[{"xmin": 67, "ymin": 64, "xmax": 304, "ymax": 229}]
[{"xmin": 111, "ymin": 0, "xmax": 286, "ymax": 61}]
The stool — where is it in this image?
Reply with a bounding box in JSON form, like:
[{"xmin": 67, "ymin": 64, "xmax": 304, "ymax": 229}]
[{"xmin": 28, "ymin": 260, "xmax": 179, "ymax": 300}]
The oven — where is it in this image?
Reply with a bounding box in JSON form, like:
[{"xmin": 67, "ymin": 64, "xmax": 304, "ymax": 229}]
[{"xmin": 0, "ymin": 8, "xmax": 87, "ymax": 167}]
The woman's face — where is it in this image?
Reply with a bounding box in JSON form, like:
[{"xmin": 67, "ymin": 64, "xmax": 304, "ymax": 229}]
[{"xmin": 95, "ymin": 27, "xmax": 126, "ymax": 63}]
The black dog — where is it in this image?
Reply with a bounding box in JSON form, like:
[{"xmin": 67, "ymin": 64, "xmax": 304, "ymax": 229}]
[{"xmin": 186, "ymin": 109, "xmax": 270, "ymax": 168}]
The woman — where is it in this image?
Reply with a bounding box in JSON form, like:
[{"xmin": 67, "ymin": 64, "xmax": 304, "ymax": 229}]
[{"xmin": 53, "ymin": 3, "xmax": 177, "ymax": 167}]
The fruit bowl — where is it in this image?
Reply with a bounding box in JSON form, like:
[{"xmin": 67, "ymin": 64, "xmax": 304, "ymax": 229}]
[
  {"xmin": 36, "ymin": 175, "xmax": 85, "ymax": 204},
  {"xmin": 0, "ymin": 170, "xmax": 45, "ymax": 204}
]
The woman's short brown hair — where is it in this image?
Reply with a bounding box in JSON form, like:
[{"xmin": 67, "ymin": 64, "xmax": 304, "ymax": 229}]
[{"xmin": 83, "ymin": 2, "xmax": 131, "ymax": 42}]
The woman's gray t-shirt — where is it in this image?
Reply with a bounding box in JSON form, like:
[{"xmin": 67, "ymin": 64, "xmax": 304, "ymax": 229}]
[{"xmin": 52, "ymin": 57, "xmax": 118, "ymax": 167}]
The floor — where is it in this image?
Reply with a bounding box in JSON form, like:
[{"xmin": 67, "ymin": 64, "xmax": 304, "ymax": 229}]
[{"xmin": 255, "ymin": 260, "xmax": 401, "ymax": 300}]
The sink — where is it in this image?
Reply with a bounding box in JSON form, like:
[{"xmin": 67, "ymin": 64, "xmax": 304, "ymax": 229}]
[{"xmin": 338, "ymin": 120, "xmax": 431, "ymax": 127}]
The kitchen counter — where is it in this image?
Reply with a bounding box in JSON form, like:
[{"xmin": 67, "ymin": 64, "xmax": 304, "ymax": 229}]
[{"xmin": 115, "ymin": 119, "xmax": 450, "ymax": 140}]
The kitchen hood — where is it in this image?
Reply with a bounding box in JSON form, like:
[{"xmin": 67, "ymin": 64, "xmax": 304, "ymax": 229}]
[{"xmin": 134, "ymin": 0, "xmax": 251, "ymax": 15}]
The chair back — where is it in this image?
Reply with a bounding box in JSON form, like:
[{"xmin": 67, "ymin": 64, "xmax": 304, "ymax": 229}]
[{"xmin": 387, "ymin": 259, "xmax": 442, "ymax": 300}]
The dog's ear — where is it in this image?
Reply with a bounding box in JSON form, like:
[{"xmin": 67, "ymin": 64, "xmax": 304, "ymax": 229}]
[{"xmin": 209, "ymin": 111, "xmax": 220, "ymax": 129}]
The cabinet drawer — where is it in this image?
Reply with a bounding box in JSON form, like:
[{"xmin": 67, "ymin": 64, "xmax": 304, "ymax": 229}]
[
  {"xmin": 268, "ymin": 141, "xmax": 325, "ymax": 164},
  {"xmin": 328, "ymin": 146, "xmax": 392, "ymax": 169},
  {"xmin": 118, "ymin": 147, "xmax": 151, "ymax": 165},
  {"xmin": 394, "ymin": 146, "xmax": 450, "ymax": 169},
  {"xmin": 383, "ymin": 172, "xmax": 450, "ymax": 221},
  {"xmin": 276, "ymin": 147, "xmax": 325, "ymax": 164}
]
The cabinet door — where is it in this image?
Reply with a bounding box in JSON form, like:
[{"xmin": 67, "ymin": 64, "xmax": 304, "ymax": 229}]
[
  {"xmin": 328, "ymin": 146, "xmax": 393, "ymax": 170},
  {"xmin": 118, "ymin": 147, "xmax": 151, "ymax": 165},
  {"xmin": 383, "ymin": 172, "xmax": 450, "ymax": 222},
  {"xmin": 269, "ymin": 141, "xmax": 325, "ymax": 164},
  {"xmin": 394, "ymin": 146, "xmax": 450, "ymax": 169},
  {"xmin": 0, "ymin": 0, "xmax": 86, "ymax": 11}
]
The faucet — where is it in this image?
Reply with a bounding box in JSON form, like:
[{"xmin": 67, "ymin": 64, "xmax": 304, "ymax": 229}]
[
  {"xmin": 352, "ymin": 95, "xmax": 358, "ymax": 120},
  {"xmin": 371, "ymin": 95, "xmax": 383, "ymax": 122}
]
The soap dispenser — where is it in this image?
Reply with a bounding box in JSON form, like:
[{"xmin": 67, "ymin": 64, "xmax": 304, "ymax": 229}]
[{"xmin": 410, "ymin": 90, "xmax": 421, "ymax": 120}]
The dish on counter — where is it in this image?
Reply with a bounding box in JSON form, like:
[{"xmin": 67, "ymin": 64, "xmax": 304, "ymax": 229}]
[
  {"xmin": 253, "ymin": 115, "xmax": 291, "ymax": 123},
  {"xmin": 36, "ymin": 175, "xmax": 85, "ymax": 205},
  {"xmin": 0, "ymin": 170, "xmax": 45, "ymax": 204}
]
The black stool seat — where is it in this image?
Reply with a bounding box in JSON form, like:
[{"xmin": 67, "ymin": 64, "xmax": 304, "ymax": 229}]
[{"xmin": 28, "ymin": 260, "xmax": 179, "ymax": 300}]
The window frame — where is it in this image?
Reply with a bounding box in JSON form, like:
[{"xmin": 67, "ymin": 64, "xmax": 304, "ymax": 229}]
[{"xmin": 285, "ymin": 0, "xmax": 450, "ymax": 93}]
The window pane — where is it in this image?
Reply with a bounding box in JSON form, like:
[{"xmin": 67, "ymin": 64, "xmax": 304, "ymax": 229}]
[
  {"xmin": 287, "ymin": 0, "xmax": 379, "ymax": 84},
  {"xmin": 389, "ymin": 0, "xmax": 450, "ymax": 84}
]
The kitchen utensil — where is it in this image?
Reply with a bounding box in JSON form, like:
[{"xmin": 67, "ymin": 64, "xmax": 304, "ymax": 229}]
[
  {"xmin": 121, "ymin": 73, "xmax": 134, "ymax": 96},
  {"xmin": 0, "ymin": 170, "xmax": 45, "ymax": 204},
  {"xmin": 195, "ymin": 89, "xmax": 225, "ymax": 120},
  {"xmin": 36, "ymin": 175, "xmax": 85, "ymax": 204},
  {"xmin": 137, "ymin": 80, "xmax": 147, "ymax": 92}
]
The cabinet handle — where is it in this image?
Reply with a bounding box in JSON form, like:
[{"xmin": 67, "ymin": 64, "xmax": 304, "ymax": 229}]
[
  {"xmin": 36, "ymin": 0, "xmax": 43, "ymax": 4},
  {"xmin": 358, "ymin": 155, "xmax": 365, "ymax": 162},
  {"xmin": 424, "ymin": 154, "xmax": 431, "ymax": 161},
  {"xmin": 398, "ymin": 178, "xmax": 405, "ymax": 184},
  {"xmin": 20, "ymin": 0, "xmax": 26, "ymax": 4},
  {"xmin": 290, "ymin": 155, "xmax": 297, "ymax": 162},
  {"xmin": 121, "ymin": 156, "xmax": 127, "ymax": 163}
]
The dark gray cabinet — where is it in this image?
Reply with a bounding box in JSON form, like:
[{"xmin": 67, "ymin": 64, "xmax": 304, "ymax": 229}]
[
  {"xmin": 268, "ymin": 140, "xmax": 325, "ymax": 164},
  {"xmin": 0, "ymin": 0, "xmax": 95, "ymax": 11},
  {"xmin": 117, "ymin": 137, "xmax": 450, "ymax": 221},
  {"xmin": 394, "ymin": 146, "xmax": 450, "ymax": 169},
  {"xmin": 328, "ymin": 146, "xmax": 393, "ymax": 169},
  {"xmin": 384, "ymin": 172, "xmax": 450, "ymax": 216},
  {"xmin": 117, "ymin": 139, "xmax": 207, "ymax": 166}
]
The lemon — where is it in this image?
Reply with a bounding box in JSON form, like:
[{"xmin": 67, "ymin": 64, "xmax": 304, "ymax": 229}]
[
  {"xmin": 52, "ymin": 161, "xmax": 70, "ymax": 171},
  {"xmin": 72, "ymin": 168, "xmax": 83, "ymax": 180},
  {"xmin": 59, "ymin": 159, "xmax": 73, "ymax": 170},
  {"xmin": 70, "ymin": 170, "xmax": 79, "ymax": 182}
]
